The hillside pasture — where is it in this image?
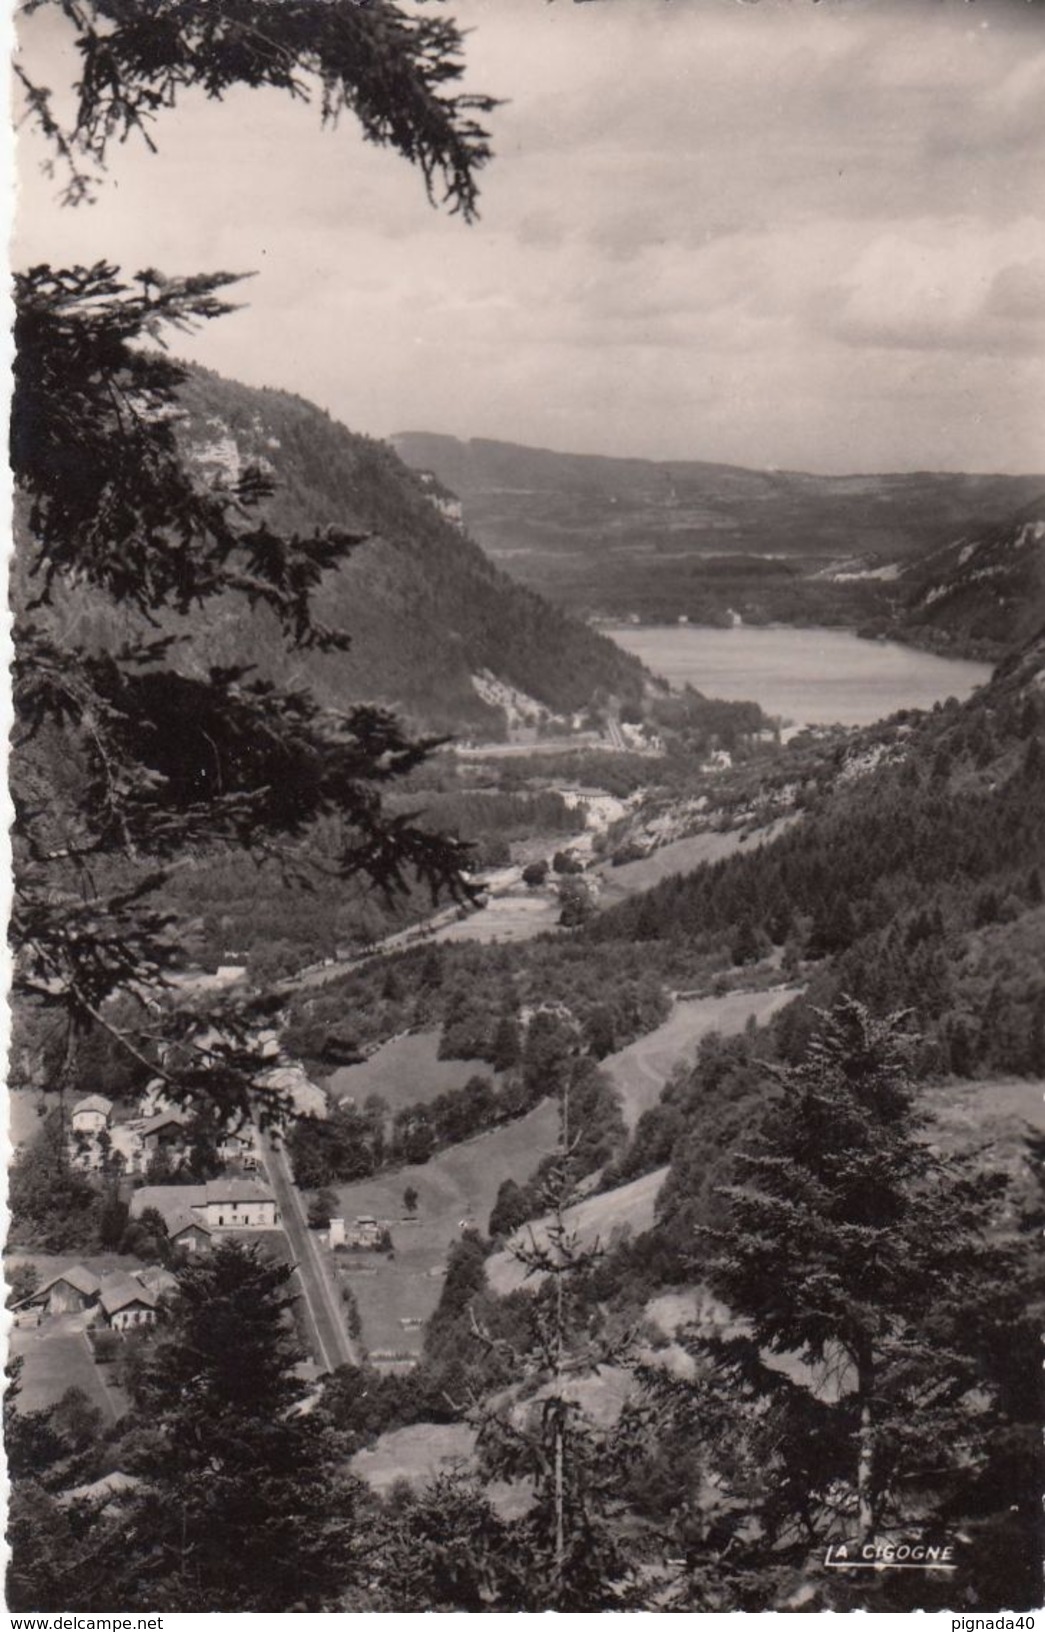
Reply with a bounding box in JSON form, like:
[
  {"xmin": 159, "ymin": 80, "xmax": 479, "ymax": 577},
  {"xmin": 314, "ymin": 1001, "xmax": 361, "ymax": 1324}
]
[
  {"xmin": 350, "ymin": 1421, "xmax": 477, "ymax": 1492},
  {"xmin": 603, "ymin": 985, "xmax": 800, "ymax": 1128},
  {"xmin": 920, "ymin": 1077, "xmax": 1045, "ymax": 1212},
  {"xmin": 350, "ymin": 1420, "xmax": 533, "ymax": 1517},
  {"xmin": 8, "ymin": 1315, "xmax": 129, "ymax": 1423},
  {"xmin": 923, "ymin": 1076, "xmax": 1045, "ymax": 1138},
  {"xmin": 486, "ymin": 1166, "xmax": 668, "ymax": 1296},
  {"xmin": 429, "ymin": 889, "xmax": 562, "ymax": 945},
  {"xmin": 595, "ymin": 828, "xmax": 750, "ymax": 904},
  {"xmin": 595, "ymin": 817, "xmax": 796, "ymax": 906},
  {"xmin": 326, "ymin": 1030, "xmax": 495, "ymax": 1113},
  {"xmin": 331, "ymin": 1098, "xmax": 561, "ymax": 1358}
]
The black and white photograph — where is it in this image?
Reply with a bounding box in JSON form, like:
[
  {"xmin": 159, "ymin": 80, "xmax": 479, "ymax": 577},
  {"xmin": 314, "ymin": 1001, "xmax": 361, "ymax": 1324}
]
[{"xmin": 6, "ymin": 0, "xmax": 1045, "ymax": 1615}]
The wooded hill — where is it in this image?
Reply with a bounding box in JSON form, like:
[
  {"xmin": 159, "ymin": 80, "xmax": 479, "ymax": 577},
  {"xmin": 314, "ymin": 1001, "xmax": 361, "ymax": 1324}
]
[
  {"xmin": 35, "ymin": 370, "xmax": 649, "ymax": 739},
  {"xmin": 893, "ymin": 498, "xmax": 1045, "ymax": 661},
  {"xmin": 276, "ymin": 632, "xmax": 1045, "ymax": 1611},
  {"xmin": 392, "ymin": 431, "xmax": 1044, "ymax": 633}
]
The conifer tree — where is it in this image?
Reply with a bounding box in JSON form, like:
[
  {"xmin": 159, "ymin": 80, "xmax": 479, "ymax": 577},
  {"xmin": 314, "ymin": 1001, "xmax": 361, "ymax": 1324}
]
[
  {"xmin": 12, "ymin": 1, "xmax": 496, "ymax": 1127},
  {"xmin": 664, "ymin": 996, "xmax": 1037, "ymax": 1608},
  {"xmin": 113, "ymin": 1242, "xmax": 367, "ymax": 1611},
  {"xmin": 471, "ymin": 1099, "xmax": 645, "ymax": 1610}
]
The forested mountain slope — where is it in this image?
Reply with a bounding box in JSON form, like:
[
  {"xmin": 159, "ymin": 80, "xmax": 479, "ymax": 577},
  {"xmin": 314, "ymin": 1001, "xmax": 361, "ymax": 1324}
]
[
  {"xmin": 894, "ymin": 499, "xmax": 1045, "ymax": 661},
  {"xmin": 288, "ymin": 625, "xmax": 1045, "ymax": 1100},
  {"xmin": 590, "ymin": 625, "xmax": 1045, "ymax": 1082},
  {"xmin": 36, "ymin": 372, "xmax": 649, "ymax": 737}
]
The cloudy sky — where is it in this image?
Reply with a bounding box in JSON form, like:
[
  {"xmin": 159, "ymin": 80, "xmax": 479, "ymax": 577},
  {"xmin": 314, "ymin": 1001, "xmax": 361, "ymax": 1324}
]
[{"xmin": 14, "ymin": 0, "xmax": 1045, "ymax": 472}]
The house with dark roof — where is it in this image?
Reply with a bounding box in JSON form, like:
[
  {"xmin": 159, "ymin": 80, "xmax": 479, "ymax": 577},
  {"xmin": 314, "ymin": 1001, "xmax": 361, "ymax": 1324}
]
[
  {"xmin": 166, "ymin": 1207, "xmax": 214, "ymax": 1255},
  {"xmin": 98, "ymin": 1273, "xmax": 159, "ymax": 1331},
  {"xmin": 37, "ymin": 1266, "xmax": 102, "ymax": 1316},
  {"xmin": 139, "ymin": 1110, "xmax": 188, "ymax": 1152}
]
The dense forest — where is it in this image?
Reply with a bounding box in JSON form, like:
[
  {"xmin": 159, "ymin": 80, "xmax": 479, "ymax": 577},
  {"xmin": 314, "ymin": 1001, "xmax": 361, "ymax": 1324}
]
[{"xmin": 27, "ymin": 364, "xmax": 650, "ymax": 745}]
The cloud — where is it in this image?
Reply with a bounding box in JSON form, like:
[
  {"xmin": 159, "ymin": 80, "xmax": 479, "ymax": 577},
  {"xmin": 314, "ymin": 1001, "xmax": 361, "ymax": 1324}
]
[
  {"xmin": 985, "ymin": 257, "xmax": 1045, "ymax": 322},
  {"xmin": 815, "ymin": 220, "xmax": 1045, "ymax": 355},
  {"xmin": 14, "ymin": 0, "xmax": 1045, "ymax": 473}
]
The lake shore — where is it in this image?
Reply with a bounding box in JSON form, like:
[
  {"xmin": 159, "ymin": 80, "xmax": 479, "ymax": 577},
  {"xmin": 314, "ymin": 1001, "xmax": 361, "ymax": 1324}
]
[{"xmin": 606, "ymin": 622, "xmax": 993, "ymax": 728}]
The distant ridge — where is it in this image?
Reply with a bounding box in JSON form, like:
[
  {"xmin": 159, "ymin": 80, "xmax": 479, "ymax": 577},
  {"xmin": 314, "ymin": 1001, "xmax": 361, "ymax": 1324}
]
[
  {"xmin": 392, "ymin": 431, "xmax": 1045, "ymax": 638},
  {"xmin": 391, "ymin": 431, "xmax": 1045, "ymax": 564}
]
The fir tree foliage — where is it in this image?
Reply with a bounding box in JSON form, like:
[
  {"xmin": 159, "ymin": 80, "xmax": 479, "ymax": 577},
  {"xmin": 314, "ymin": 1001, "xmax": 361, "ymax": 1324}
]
[
  {"xmin": 11, "ymin": 0, "xmax": 497, "ymax": 1128},
  {"xmin": 115, "ymin": 1242, "xmax": 367, "ymax": 1611},
  {"xmin": 666, "ymin": 996, "xmax": 1037, "ymax": 1607},
  {"xmin": 17, "ymin": 0, "xmax": 497, "ymax": 218},
  {"xmin": 472, "ymin": 1107, "xmax": 644, "ymax": 1610}
]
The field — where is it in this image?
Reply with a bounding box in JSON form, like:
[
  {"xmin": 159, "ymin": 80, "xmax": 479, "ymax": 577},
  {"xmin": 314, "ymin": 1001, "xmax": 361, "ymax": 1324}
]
[
  {"xmin": 594, "ymin": 828, "xmax": 751, "ymax": 904},
  {"xmin": 486, "ymin": 1166, "xmax": 668, "ymax": 1295},
  {"xmin": 603, "ymin": 985, "xmax": 800, "ymax": 1127},
  {"xmin": 594, "ymin": 817, "xmax": 796, "ymax": 907},
  {"xmin": 326, "ymin": 987, "xmax": 800, "ymax": 1350},
  {"xmin": 923, "ymin": 1076, "xmax": 1045, "ymax": 1136},
  {"xmin": 429, "ymin": 888, "xmax": 562, "ymax": 945},
  {"xmin": 920, "ymin": 1077, "xmax": 1045, "ymax": 1208},
  {"xmin": 326, "ymin": 1031, "xmax": 496, "ymax": 1113},
  {"xmin": 332, "ymin": 1098, "xmax": 561, "ymax": 1359},
  {"xmin": 8, "ymin": 1314, "xmax": 130, "ymax": 1422},
  {"xmin": 350, "ymin": 1420, "xmax": 533, "ymax": 1516}
]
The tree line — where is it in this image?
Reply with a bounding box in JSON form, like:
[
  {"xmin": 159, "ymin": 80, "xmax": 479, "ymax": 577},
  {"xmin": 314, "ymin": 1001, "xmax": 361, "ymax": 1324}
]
[{"xmin": 9, "ymin": 1001, "xmax": 1040, "ymax": 1611}]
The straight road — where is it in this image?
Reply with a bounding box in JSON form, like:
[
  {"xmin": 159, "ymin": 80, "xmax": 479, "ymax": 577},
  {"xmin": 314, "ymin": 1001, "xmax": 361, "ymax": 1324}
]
[{"xmin": 259, "ymin": 1125, "xmax": 358, "ymax": 1374}]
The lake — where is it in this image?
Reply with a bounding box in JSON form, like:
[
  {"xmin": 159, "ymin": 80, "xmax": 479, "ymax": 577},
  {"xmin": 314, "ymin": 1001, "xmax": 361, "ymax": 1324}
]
[{"xmin": 607, "ymin": 624, "xmax": 993, "ymax": 727}]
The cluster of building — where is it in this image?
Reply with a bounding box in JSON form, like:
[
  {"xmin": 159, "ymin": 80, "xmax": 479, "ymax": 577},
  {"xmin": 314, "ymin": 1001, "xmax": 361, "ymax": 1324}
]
[
  {"xmin": 14, "ymin": 1263, "xmax": 178, "ymax": 1331},
  {"xmin": 128, "ymin": 1177, "xmax": 280, "ymax": 1251},
  {"xmin": 68, "ymin": 1091, "xmax": 260, "ymax": 1177},
  {"xmin": 11, "ymin": 1172, "xmax": 282, "ymax": 1332},
  {"xmin": 66, "ymin": 1035, "xmax": 329, "ymax": 1179}
]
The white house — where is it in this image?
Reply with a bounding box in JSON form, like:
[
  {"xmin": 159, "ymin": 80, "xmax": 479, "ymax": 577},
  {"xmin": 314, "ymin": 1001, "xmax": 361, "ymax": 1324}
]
[
  {"xmin": 98, "ymin": 1273, "xmax": 159, "ymax": 1331},
  {"xmin": 71, "ymin": 1095, "xmax": 113, "ymax": 1135},
  {"xmin": 198, "ymin": 1178, "xmax": 279, "ymax": 1230},
  {"xmin": 217, "ymin": 1125, "xmax": 260, "ymax": 1171},
  {"xmin": 131, "ymin": 1178, "xmax": 279, "ymax": 1234}
]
